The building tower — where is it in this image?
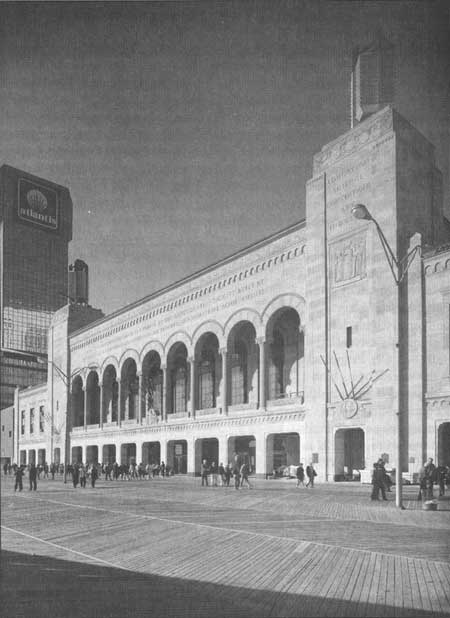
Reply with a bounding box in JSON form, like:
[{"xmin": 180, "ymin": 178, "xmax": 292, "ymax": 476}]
[{"xmin": 0, "ymin": 165, "xmax": 73, "ymax": 408}]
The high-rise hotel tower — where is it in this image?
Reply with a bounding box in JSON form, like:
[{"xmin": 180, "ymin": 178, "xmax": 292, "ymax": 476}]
[{"xmin": 0, "ymin": 165, "xmax": 73, "ymax": 408}]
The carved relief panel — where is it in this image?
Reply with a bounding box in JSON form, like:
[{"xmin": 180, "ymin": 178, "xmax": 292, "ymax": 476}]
[{"xmin": 330, "ymin": 233, "xmax": 366, "ymax": 287}]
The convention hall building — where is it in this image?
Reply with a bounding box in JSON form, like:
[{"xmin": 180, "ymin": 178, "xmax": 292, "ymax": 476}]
[{"xmin": 12, "ymin": 45, "xmax": 450, "ymax": 482}]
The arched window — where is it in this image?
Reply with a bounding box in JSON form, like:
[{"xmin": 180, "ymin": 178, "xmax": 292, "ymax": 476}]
[
  {"xmin": 172, "ymin": 360, "xmax": 187, "ymax": 413},
  {"xmin": 269, "ymin": 329, "xmax": 284, "ymax": 398},
  {"xmin": 230, "ymin": 340, "xmax": 248, "ymax": 405},
  {"xmin": 199, "ymin": 349, "xmax": 215, "ymax": 409},
  {"xmin": 143, "ymin": 372, "xmax": 163, "ymax": 415}
]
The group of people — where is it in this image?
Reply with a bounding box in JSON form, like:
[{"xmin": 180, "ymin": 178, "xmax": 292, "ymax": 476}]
[
  {"xmin": 418, "ymin": 458, "xmax": 449, "ymax": 500},
  {"xmin": 295, "ymin": 463, "xmax": 317, "ymax": 488},
  {"xmin": 200, "ymin": 460, "xmax": 252, "ymax": 489},
  {"xmin": 371, "ymin": 459, "xmax": 393, "ymax": 500},
  {"xmin": 100, "ymin": 461, "xmax": 170, "ymax": 480},
  {"xmin": 13, "ymin": 463, "xmax": 39, "ymax": 492},
  {"xmin": 5, "ymin": 461, "xmax": 62, "ymax": 482},
  {"xmin": 371, "ymin": 456, "xmax": 449, "ymax": 502}
]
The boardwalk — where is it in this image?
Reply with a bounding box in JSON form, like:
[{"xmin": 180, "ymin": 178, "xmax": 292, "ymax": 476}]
[{"xmin": 1, "ymin": 475, "xmax": 449, "ymax": 617}]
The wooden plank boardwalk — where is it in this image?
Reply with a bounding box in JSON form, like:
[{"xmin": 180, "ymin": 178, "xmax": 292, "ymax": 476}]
[{"xmin": 1, "ymin": 476, "xmax": 449, "ymax": 617}]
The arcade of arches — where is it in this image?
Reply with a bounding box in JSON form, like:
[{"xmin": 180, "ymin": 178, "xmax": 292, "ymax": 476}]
[
  {"xmin": 70, "ymin": 310, "xmax": 305, "ymax": 429},
  {"xmin": 71, "ymin": 432, "xmax": 302, "ymax": 477}
]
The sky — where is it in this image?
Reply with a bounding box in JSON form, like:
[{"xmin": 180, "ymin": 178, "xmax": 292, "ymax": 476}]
[{"xmin": 2, "ymin": 1, "xmax": 449, "ymax": 315}]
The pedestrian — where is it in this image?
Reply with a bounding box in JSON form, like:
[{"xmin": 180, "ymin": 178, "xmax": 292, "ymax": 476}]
[
  {"xmin": 29, "ymin": 463, "xmax": 38, "ymax": 491},
  {"xmin": 296, "ymin": 463, "xmax": 305, "ymax": 487},
  {"xmin": 240, "ymin": 462, "xmax": 252, "ymax": 489},
  {"xmin": 160, "ymin": 461, "xmax": 166, "ymax": 478},
  {"xmin": 72, "ymin": 464, "xmax": 79, "ymax": 488},
  {"xmin": 14, "ymin": 465, "xmax": 24, "ymax": 492},
  {"xmin": 233, "ymin": 463, "xmax": 240, "ymax": 490},
  {"xmin": 79, "ymin": 464, "xmax": 87, "ymax": 488},
  {"xmin": 423, "ymin": 458, "xmax": 437, "ymax": 500},
  {"xmin": 225, "ymin": 463, "xmax": 232, "ymax": 487},
  {"xmin": 218, "ymin": 462, "xmax": 226, "ymax": 487},
  {"xmin": 211, "ymin": 462, "xmax": 218, "ymax": 486},
  {"xmin": 436, "ymin": 465, "xmax": 447, "ymax": 497},
  {"xmin": 90, "ymin": 464, "xmax": 98, "ymax": 488},
  {"xmin": 371, "ymin": 460, "xmax": 387, "ymax": 501},
  {"xmin": 201, "ymin": 459, "xmax": 209, "ymax": 486},
  {"xmin": 306, "ymin": 462, "xmax": 317, "ymax": 488}
]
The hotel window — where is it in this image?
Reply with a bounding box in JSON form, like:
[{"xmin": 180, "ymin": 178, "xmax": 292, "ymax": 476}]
[
  {"xmin": 30, "ymin": 408, "xmax": 35, "ymax": 434},
  {"xmin": 21, "ymin": 410, "xmax": 25, "ymax": 435},
  {"xmin": 39, "ymin": 406, "xmax": 45, "ymax": 432},
  {"xmin": 230, "ymin": 341, "xmax": 248, "ymax": 405}
]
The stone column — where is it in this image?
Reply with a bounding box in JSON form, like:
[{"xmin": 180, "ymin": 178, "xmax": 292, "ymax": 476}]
[
  {"xmin": 99, "ymin": 382, "xmax": 104, "ymax": 429},
  {"xmin": 218, "ymin": 435, "xmax": 228, "ymax": 467},
  {"xmin": 187, "ymin": 437, "xmax": 196, "ymax": 476},
  {"xmin": 254, "ymin": 429, "xmax": 266, "ymax": 478},
  {"xmin": 137, "ymin": 373, "xmax": 142, "ymax": 425},
  {"xmin": 220, "ymin": 348, "xmax": 228, "ymax": 415},
  {"xmin": 83, "ymin": 386, "xmax": 88, "ymax": 429},
  {"xmin": 257, "ymin": 337, "xmax": 266, "ymax": 410},
  {"xmin": 188, "ymin": 357, "xmax": 195, "ymax": 419},
  {"xmin": 117, "ymin": 379, "xmax": 122, "ymax": 427},
  {"xmin": 161, "ymin": 365, "xmax": 167, "ymax": 422}
]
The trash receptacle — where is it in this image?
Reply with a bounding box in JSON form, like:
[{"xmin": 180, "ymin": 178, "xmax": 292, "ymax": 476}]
[{"xmin": 422, "ymin": 500, "xmax": 438, "ymax": 511}]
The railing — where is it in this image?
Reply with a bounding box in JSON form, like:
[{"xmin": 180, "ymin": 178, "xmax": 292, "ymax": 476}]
[
  {"xmin": 195, "ymin": 407, "xmax": 218, "ymax": 417},
  {"xmin": 167, "ymin": 411, "xmax": 188, "ymax": 420},
  {"xmin": 267, "ymin": 391, "xmax": 305, "ymax": 405}
]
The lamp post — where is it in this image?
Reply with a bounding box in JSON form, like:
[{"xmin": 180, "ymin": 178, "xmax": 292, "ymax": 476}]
[
  {"xmin": 351, "ymin": 204, "xmax": 421, "ymax": 509},
  {"xmin": 39, "ymin": 357, "xmax": 73, "ymax": 484}
]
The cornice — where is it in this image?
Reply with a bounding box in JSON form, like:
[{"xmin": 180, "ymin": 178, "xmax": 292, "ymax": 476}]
[{"xmin": 68, "ymin": 410, "xmax": 306, "ymax": 440}]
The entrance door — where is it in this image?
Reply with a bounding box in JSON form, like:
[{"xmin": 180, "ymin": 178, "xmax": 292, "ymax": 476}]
[
  {"xmin": 335, "ymin": 428, "xmax": 365, "ymax": 480},
  {"xmin": 438, "ymin": 423, "xmax": 450, "ymax": 467}
]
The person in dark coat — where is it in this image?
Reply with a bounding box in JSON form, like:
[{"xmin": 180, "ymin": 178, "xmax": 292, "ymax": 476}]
[
  {"xmin": 90, "ymin": 464, "xmax": 98, "ymax": 488},
  {"xmin": 201, "ymin": 460, "xmax": 209, "ymax": 486},
  {"xmin": 72, "ymin": 464, "xmax": 79, "ymax": 488},
  {"xmin": 371, "ymin": 460, "xmax": 387, "ymax": 501},
  {"xmin": 14, "ymin": 466, "xmax": 24, "ymax": 492},
  {"xmin": 296, "ymin": 463, "xmax": 305, "ymax": 487},
  {"xmin": 29, "ymin": 463, "xmax": 38, "ymax": 491},
  {"xmin": 306, "ymin": 463, "xmax": 316, "ymax": 488}
]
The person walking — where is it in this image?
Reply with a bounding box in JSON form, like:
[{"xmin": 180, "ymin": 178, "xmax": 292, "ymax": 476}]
[
  {"xmin": 14, "ymin": 465, "xmax": 24, "ymax": 492},
  {"xmin": 90, "ymin": 464, "xmax": 98, "ymax": 488},
  {"xmin": 240, "ymin": 462, "xmax": 252, "ymax": 489},
  {"xmin": 224, "ymin": 463, "xmax": 232, "ymax": 487},
  {"xmin": 79, "ymin": 464, "xmax": 86, "ymax": 488},
  {"xmin": 211, "ymin": 462, "xmax": 218, "ymax": 486},
  {"xmin": 436, "ymin": 465, "xmax": 447, "ymax": 497},
  {"xmin": 296, "ymin": 463, "xmax": 305, "ymax": 487},
  {"xmin": 306, "ymin": 462, "xmax": 317, "ymax": 488},
  {"xmin": 218, "ymin": 463, "xmax": 226, "ymax": 487},
  {"xmin": 29, "ymin": 463, "xmax": 37, "ymax": 491},
  {"xmin": 201, "ymin": 459, "xmax": 209, "ymax": 487},
  {"xmin": 72, "ymin": 464, "xmax": 80, "ymax": 488},
  {"xmin": 371, "ymin": 460, "xmax": 387, "ymax": 501},
  {"xmin": 423, "ymin": 458, "xmax": 437, "ymax": 500},
  {"xmin": 233, "ymin": 463, "xmax": 241, "ymax": 490}
]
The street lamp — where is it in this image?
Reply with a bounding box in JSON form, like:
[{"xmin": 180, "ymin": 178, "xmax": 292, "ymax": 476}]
[
  {"xmin": 38, "ymin": 357, "xmax": 73, "ymax": 484},
  {"xmin": 351, "ymin": 204, "xmax": 421, "ymax": 509}
]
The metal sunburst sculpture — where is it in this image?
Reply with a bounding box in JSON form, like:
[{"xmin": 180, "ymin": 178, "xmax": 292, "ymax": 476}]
[{"xmin": 320, "ymin": 350, "xmax": 389, "ymax": 418}]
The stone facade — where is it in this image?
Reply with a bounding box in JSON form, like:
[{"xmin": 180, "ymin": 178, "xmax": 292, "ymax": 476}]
[{"xmin": 14, "ymin": 106, "xmax": 450, "ymax": 481}]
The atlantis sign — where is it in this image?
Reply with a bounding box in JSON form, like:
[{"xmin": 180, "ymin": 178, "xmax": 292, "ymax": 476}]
[{"xmin": 17, "ymin": 178, "xmax": 59, "ymax": 230}]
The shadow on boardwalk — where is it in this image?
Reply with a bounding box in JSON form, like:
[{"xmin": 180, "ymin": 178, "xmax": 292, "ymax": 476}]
[{"xmin": 1, "ymin": 550, "xmax": 441, "ymax": 618}]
